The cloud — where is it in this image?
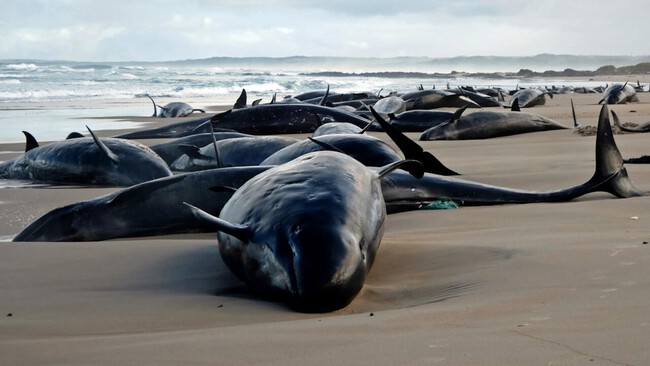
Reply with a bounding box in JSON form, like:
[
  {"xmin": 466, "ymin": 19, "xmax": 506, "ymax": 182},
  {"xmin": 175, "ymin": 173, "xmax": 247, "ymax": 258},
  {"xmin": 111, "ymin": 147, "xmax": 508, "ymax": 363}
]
[{"xmin": 1, "ymin": 0, "xmax": 649, "ymax": 61}]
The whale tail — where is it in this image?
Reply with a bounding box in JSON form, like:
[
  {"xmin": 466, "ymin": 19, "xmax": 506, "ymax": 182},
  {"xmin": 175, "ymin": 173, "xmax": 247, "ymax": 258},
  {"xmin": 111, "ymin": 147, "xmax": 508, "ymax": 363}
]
[{"xmin": 587, "ymin": 104, "xmax": 645, "ymax": 198}]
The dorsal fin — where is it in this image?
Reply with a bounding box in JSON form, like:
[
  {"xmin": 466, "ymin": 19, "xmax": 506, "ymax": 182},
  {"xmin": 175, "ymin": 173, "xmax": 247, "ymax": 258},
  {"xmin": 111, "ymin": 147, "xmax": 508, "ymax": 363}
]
[
  {"xmin": 319, "ymin": 85, "xmax": 330, "ymax": 106},
  {"xmin": 369, "ymin": 106, "xmax": 459, "ymax": 176},
  {"xmin": 66, "ymin": 132, "xmax": 84, "ymax": 139},
  {"xmin": 511, "ymin": 98, "xmax": 520, "ymax": 112},
  {"xmin": 307, "ymin": 136, "xmax": 345, "ymax": 154},
  {"xmin": 449, "ymin": 104, "xmax": 469, "ymax": 124},
  {"xmin": 86, "ymin": 126, "xmax": 119, "ymax": 164},
  {"xmin": 570, "ymin": 99, "xmax": 580, "ymax": 128},
  {"xmin": 270, "ymin": 92, "xmax": 277, "ymax": 104},
  {"xmin": 183, "ymin": 202, "xmax": 251, "ymax": 242},
  {"xmin": 109, "ymin": 175, "xmax": 186, "ymax": 207},
  {"xmin": 22, "ymin": 131, "xmax": 39, "ymax": 152},
  {"xmin": 234, "ymin": 89, "xmax": 247, "ymax": 109},
  {"xmin": 387, "ymin": 113, "xmax": 397, "ymax": 120},
  {"xmin": 252, "ymin": 98, "xmax": 262, "ymax": 106},
  {"xmin": 191, "ymin": 108, "xmax": 206, "ymax": 114},
  {"xmin": 498, "ymin": 89, "xmax": 505, "ymax": 102},
  {"xmin": 376, "ymin": 159, "xmax": 424, "ymax": 179},
  {"xmin": 146, "ymin": 94, "xmax": 157, "ymax": 117},
  {"xmin": 178, "ymin": 144, "xmax": 210, "ymax": 159}
]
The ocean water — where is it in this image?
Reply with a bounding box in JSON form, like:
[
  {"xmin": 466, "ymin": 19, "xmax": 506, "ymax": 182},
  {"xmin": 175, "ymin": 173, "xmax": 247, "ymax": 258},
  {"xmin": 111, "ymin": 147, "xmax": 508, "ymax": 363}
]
[{"xmin": 0, "ymin": 59, "xmax": 609, "ymax": 143}]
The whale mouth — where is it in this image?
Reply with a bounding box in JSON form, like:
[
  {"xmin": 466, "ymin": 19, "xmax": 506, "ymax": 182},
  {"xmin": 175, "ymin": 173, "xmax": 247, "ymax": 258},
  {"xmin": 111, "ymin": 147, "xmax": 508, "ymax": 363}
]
[{"xmin": 283, "ymin": 225, "xmax": 366, "ymax": 312}]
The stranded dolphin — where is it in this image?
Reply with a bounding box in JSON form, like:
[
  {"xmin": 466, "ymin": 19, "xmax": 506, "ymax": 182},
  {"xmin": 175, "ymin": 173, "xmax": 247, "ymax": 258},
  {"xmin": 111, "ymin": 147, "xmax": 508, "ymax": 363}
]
[
  {"xmin": 184, "ymin": 151, "xmax": 424, "ymax": 312},
  {"xmin": 0, "ymin": 127, "xmax": 172, "ymax": 186}
]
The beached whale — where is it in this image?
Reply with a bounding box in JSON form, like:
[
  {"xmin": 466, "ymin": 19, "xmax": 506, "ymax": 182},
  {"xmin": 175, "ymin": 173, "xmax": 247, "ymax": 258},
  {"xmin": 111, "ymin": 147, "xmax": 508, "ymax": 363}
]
[
  {"xmin": 599, "ymin": 83, "xmax": 639, "ymax": 104},
  {"xmin": 150, "ymin": 131, "xmax": 251, "ymax": 165},
  {"xmin": 170, "ymin": 135, "xmax": 299, "ymax": 171},
  {"xmin": 399, "ymin": 89, "xmax": 481, "ymax": 110},
  {"xmin": 0, "ymin": 127, "xmax": 172, "ymax": 186},
  {"xmin": 12, "ymin": 166, "xmax": 269, "ymax": 242},
  {"xmin": 184, "ymin": 152, "xmax": 423, "ymax": 312},
  {"xmin": 509, "ymin": 88, "xmax": 552, "ymax": 108},
  {"xmin": 312, "ymin": 122, "xmax": 366, "ymax": 136},
  {"xmin": 390, "ymin": 104, "xmax": 644, "ymax": 211},
  {"xmin": 208, "ymin": 104, "xmax": 372, "ymax": 134},
  {"xmin": 259, "ymin": 134, "xmax": 404, "ymax": 167},
  {"xmin": 450, "ymin": 88, "xmax": 503, "ymax": 108},
  {"xmin": 115, "ymin": 104, "xmax": 372, "ymax": 139},
  {"xmin": 146, "ymin": 95, "xmax": 205, "ymax": 118},
  {"xmin": 419, "ymin": 108, "xmax": 568, "ymax": 140},
  {"xmin": 380, "ymin": 106, "xmax": 467, "ymax": 132},
  {"xmin": 13, "ymin": 104, "xmax": 643, "ymax": 244},
  {"xmin": 611, "ymin": 110, "xmax": 650, "ymax": 133},
  {"xmin": 372, "ymin": 96, "xmax": 406, "ymax": 115}
]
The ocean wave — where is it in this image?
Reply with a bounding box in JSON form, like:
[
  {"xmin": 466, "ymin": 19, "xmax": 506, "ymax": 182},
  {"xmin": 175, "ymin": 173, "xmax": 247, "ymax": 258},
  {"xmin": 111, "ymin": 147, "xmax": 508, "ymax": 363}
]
[
  {"xmin": 0, "ymin": 79, "xmax": 21, "ymax": 84},
  {"xmin": 4, "ymin": 63, "xmax": 38, "ymax": 70}
]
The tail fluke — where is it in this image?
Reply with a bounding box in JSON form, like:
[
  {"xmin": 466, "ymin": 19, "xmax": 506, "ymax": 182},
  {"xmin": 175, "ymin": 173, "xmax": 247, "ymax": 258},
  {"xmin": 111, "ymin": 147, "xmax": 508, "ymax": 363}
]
[{"xmin": 589, "ymin": 104, "xmax": 645, "ymax": 198}]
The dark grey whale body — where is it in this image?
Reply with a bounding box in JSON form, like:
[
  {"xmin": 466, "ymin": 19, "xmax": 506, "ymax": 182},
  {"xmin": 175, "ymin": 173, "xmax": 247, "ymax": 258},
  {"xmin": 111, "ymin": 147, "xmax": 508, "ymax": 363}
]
[
  {"xmin": 12, "ymin": 105, "xmax": 643, "ymax": 244},
  {"xmin": 419, "ymin": 110, "xmax": 568, "ymax": 140},
  {"xmin": 389, "ymin": 104, "xmax": 644, "ymax": 212},
  {"xmin": 115, "ymin": 104, "xmax": 372, "ymax": 139},
  {"xmin": 509, "ymin": 88, "xmax": 552, "ymax": 108},
  {"xmin": 170, "ymin": 136, "xmax": 299, "ymax": 171},
  {"xmin": 0, "ymin": 129, "xmax": 172, "ymax": 186},
  {"xmin": 184, "ymin": 152, "xmax": 422, "ymax": 312},
  {"xmin": 208, "ymin": 104, "xmax": 372, "ymax": 134},
  {"xmin": 599, "ymin": 83, "xmax": 638, "ymax": 104},
  {"xmin": 150, "ymin": 132, "xmax": 251, "ymax": 165},
  {"xmin": 147, "ymin": 95, "xmax": 205, "ymax": 118},
  {"xmin": 12, "ymin": 166, "xmax": 269, "ymax": 242},
  {"xmin": 260, "ymin": 134, "xmax": 402, "ymax": 167}
]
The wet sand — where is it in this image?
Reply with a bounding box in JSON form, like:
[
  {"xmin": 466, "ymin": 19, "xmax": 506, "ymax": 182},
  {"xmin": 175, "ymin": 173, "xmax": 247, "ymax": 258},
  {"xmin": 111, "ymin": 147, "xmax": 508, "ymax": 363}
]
[{"xmin": 1, "ymin": 89, "xmax": 650, "ymax": 365}]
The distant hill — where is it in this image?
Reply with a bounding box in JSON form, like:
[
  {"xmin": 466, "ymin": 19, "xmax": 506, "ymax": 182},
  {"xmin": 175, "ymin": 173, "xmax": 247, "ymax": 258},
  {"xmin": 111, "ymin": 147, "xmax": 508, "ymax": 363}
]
[
  {"xmin": 169, "ymin": 54, "xmax": 650, "ymax": 73},
  {"xmin": 3, "ymin": 54, "xmax": 650, "ymax": 74}
]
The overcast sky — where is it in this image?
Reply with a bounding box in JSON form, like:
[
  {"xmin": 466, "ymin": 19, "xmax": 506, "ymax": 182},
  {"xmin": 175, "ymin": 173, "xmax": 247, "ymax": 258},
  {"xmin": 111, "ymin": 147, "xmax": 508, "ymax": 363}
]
[{"xmin": 1, "ymin": 0, "xmax": 648, "ymax": 62}]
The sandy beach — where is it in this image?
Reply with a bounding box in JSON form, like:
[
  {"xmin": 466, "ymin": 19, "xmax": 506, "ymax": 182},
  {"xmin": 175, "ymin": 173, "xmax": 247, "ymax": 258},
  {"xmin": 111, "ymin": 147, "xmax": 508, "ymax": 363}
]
[{"xmin": 1, "ymin": 88, "xmax": 650, "ymax": 365}]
